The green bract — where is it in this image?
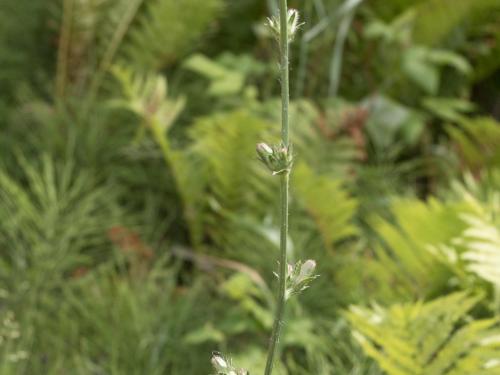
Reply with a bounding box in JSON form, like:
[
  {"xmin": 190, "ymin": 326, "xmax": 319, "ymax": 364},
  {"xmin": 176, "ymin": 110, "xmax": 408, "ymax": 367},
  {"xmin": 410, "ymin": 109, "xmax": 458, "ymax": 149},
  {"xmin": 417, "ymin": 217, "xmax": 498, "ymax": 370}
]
[
  {"xmin": 256, "ymin": 142, "xmax": 293, "ymax": 175},
  {"xmin": 285, "ymin": 259, "xmax": 319, "ymax": 300},
  {"xmin": 211, "ymin": 352, "xmax": 249, "ymax": 375},
  {"xmin": 266, "ymin": 8, "xmax": 304, "ymax": 43}
]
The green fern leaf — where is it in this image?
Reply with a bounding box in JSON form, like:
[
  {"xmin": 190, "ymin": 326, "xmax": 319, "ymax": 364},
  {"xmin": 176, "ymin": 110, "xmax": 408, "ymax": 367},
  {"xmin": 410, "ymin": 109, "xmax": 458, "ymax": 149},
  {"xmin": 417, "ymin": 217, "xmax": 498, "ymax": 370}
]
[
  {"xmin": 459, "ymin": 212, "xmax": 500, "ymax": 287},
  {"xmin": 448, "ymin": 117, "xmax": 500, "ymax": 172},
  {"xmin": 293, "ymin": 162, "xmax": 358, "ymax": 247},
  {"xmin": 347, "ymin": 292, "xmax": 500, "ymax": 375},
  {"xmin": 370, "ymin": 198, "xmax": 469, "ymax": 299},
  {"xmin": 185, "ymin": 111, "xmax": 278, "ymax": 259},
  {"xmin": 124, "ymin": 0, "xmax": 223, "ymax": 70},
  {"xmin": 0, "ymin": 155, "xmax": 124, "ymax": 291}
]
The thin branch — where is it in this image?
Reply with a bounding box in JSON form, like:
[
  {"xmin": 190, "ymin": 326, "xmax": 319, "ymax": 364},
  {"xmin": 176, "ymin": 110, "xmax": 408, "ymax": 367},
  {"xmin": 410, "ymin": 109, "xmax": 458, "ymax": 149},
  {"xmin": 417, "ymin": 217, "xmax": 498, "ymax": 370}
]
[
  {"xmin": 171, "ymin": 246, "xmax": 270, "ymax": 294},
  {"xmin": 55, "ymin": 0, "xmax": 74, "ymax": 99},
  {"xmin": 85, "ymin": 0, "xmax": 145, "ymax": 107}
]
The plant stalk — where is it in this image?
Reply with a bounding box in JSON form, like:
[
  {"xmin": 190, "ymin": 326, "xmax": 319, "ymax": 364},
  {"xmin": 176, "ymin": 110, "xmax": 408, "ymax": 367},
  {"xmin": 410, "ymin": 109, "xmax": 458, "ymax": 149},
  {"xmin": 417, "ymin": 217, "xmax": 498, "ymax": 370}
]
[{"xmin": 264, "ymin": 0, "xmax": 290, "ymax": 374}]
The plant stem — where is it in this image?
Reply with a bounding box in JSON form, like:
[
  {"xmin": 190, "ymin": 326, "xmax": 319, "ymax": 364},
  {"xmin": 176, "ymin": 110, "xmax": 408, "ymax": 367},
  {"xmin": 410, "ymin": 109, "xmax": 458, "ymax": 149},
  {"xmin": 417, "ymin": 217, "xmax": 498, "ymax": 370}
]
[
  {"xmin": 328, "ymin": 7, "xmax": 354, "ymax": 98},
  {"xmin": 279, "ymin": 1, "xmax": 290, "ymax": 147},
  {"xmin": 83, "ymin": 0, "xmax": 144, "ymax": 115},
  {"xmin": 264, "ymin": 0, "xmax": 290, "ymax": 374},
  {"xmin": 55, "ymin": 0, "xmax": 73, "ymax": 100}
]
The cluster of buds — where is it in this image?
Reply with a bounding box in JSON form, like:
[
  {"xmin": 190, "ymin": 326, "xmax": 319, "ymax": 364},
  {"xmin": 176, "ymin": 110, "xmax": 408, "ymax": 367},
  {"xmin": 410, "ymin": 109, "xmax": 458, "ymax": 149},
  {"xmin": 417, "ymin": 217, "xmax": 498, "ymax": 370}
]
[
  {"xmin": 267, "ymin": 9, "xmax": 304, "ymax": 43},
  {"xmin": 256, "ymin": 142, "xmax": 293, "ymax": 176},
  {"xmin": 211, "ymin": 352, "xmax": 248, "ymax": 375},
  {"xmin": 284, "ymin": 260, "xmax": 318, "ymax": 300}
]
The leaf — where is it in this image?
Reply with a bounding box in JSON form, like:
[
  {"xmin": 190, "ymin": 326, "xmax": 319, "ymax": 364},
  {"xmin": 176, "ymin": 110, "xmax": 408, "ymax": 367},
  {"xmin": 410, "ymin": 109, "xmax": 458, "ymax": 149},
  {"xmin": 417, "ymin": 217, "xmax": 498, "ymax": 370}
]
[
  {"xmin": 0, "ymin": 155, "xmax": 124, "ymax": 292},
  {"xmin": 347, "ymin": 292, "xmax": 500, "ymax": 375},
  {"xmin": 231, "ymin": 346, "xmax": 287, "ymax": 375},
  {"xmin": 124, "ymin": 0, "xmax": 222, "ymax": 70},
  {"xmin": 426, "ymin": 49, "xmax": 472, "ymax": 75},
  {"xmin": 183, "ymin": 323, "xmax": 225, "ymax": 344},
  {"xmin": 369, "ymin": 198, "xmax": 469, "ymax": 299},
  {"xmin": 221, "ymin": 273, "xmax": 272, "ymax": 329},
  {"xmin": 448, "ymin": 117, "xmax": 500, "ymax": 172},
  {"xmin": 402, "ymin": 47, "xmax": 440, "ymax": 94},
  {"xmin": 402, "ymin": 47, "xmax": 471, "ymax": 95},
  {"xmin": 183, "ymin": 54, "xmax": 245, "ymax": 96},
  {"xmin": 460, "ymin": 213, "xmax": 500, "ymax": 287},
  {"xmin": 422, "ymin": 97, "xmax": 475, "ymax": 123},
  {"xmin": 365, "ymin": 95, "xmax": 425, "ymax": 148},
  {"xmin": 293, "ymin": 162, "xmax": 358, "ymax": 247}
]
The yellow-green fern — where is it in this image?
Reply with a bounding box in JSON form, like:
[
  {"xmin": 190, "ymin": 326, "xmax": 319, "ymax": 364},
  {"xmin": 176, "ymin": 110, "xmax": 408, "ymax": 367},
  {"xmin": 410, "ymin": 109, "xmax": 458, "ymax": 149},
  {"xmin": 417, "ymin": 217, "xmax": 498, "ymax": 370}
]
[
  {"xmin": 293, "ymin": 162, "xmax": 358, "ymax": 248},
  {"xmin": 347, "ymin": 292, "xmax": 500, "ymax": 375}
]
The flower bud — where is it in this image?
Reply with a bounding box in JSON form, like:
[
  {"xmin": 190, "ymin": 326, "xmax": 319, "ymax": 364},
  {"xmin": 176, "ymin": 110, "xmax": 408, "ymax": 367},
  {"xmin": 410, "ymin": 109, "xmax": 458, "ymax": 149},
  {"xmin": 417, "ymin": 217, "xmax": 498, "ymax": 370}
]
[
  {"xmin": 266, "ymin": 9, "xmax": 304, "ymax": 43},
  {"xmin": 287, "ymin": 9, "xmax": 303, "ymax": 41},
  {"xmin": 256, "ymin": 142, "xmax": 273, "ymax": 159},
  {"xmin": 211, "ymin": 352, "xmax": 229, "ymax": 371},
  {"xmin": 256, "ymin": 142, "xmax": 293, "ymax": 176},
  {"xmin": 298, "ymin": 260, "xmax": 317, "ymax": 282},
  {"xmin": 210, "ymin": 352, "xmax": 248, "ymax": 375},
  {"xmin": 285, "ymin": 259, "xmax": 319, "ymax": 299}
]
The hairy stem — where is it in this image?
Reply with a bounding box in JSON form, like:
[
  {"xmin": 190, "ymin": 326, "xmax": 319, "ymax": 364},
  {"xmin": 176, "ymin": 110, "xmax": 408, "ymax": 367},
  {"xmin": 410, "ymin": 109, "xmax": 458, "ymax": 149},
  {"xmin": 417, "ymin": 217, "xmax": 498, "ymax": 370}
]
[
  {"xmin": 264, "ymin": 0, "xmax": 290, "ymax": 374},
  {"xmin": 279, "ymin": 2, "xmax": 290, "ymax": 147}
]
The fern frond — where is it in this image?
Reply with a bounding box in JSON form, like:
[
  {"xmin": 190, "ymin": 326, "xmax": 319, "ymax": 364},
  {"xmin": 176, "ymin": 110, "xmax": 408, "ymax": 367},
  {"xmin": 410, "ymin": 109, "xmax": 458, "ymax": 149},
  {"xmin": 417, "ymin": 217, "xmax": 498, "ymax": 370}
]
[
  {"xmin": 347, "ymin": 292, "xmax": 500, "ymax": 375},
  {"xmin": 370, "ymin": 198, "xmax": 469, "ymax": 299},
  {"xmin": 124, "ymin": 0, "xmax": 223, "ymax": 70},
  {"xmin": 110, "ymin": 66, "xmax": 201, "ymax": 246},
  {"xmin": 290, "ymin": 100, "xmax": 361, "ymax": 178},
  {"xmin": 0, "ymin": 155, "xmax": 124, "ymax": 291},
  {"xmin": 42, "ymin": 264, "xmax": 214, "ymax": 374},
  {"xmin": 459, "ymin": 213, "xmax": 500, "ymax": 287},
  {"xmin": 111, "ymin": 70, "xmax": 278, "ymax": 256},
  {"xmin": 448, "ymin": 117, "xmax": 500, "ymax": 172},
  {"xmin": 189, "ymin": 111, "xmax": 273, "ymax": 214},
  {"xmin": 185, "ymin": 111, "xmax": 278, "ymax": 259},
  {"xmin": 54, "ymin": 0, "xmax": 222, "ymax": 99},
  {"xmin": 293, "ymin": 162, "xmax": 358, "ymax": 248}
]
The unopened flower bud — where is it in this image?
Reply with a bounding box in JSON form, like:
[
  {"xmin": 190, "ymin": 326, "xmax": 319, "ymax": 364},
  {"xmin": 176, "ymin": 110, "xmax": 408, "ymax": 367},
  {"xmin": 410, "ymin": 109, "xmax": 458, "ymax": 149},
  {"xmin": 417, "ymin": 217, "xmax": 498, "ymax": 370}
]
[
  {"xmin": 287, "ymin": 9, "xmax": 303, "ymax": 41},
  {"xmin": 210, "ymin": 352, "xmax": 248, "ymax": 375},
  {"xmin": 256, "ymin": 142, "xmax": 273, "ymax": 158},
  {"xmin": 285, "ymin": 259, "xmax": 319, "ymax": 299},
  {"xmin": 211, "ymin": 352, "xmax": 228, "ymax": 370},
  {"xmin": 298, "ymin": 260, "xmax": 317, "ymax": 282},
  {"xmin": 266, "ymin": 9, "xmax": 304, "ymax": 43},
  {"xmin": 256, "ymin": 142, "xmax": 293, "ymax": 176}
]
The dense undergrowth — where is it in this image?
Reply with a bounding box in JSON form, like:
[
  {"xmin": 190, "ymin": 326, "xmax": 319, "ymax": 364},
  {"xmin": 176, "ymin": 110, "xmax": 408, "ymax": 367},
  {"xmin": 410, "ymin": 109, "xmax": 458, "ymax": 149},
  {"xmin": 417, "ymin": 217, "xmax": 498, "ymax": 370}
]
[{"xmin": 1, "ymin": 0, "xmax": 500, "ymax": 374}]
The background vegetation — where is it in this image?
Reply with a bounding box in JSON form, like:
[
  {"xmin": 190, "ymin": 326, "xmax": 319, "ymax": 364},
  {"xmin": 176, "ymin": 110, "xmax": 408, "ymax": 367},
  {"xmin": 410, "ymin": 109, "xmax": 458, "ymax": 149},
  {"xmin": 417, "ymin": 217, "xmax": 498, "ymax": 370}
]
[{"xmin": 1, "ymin": 0, "xmax": 500, "ymax": 373}]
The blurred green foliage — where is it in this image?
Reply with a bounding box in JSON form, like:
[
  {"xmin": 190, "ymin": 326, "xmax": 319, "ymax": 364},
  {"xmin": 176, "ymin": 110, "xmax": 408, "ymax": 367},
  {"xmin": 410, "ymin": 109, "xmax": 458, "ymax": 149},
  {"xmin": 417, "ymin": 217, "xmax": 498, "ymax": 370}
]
[{"xmin": 1, "ymin": 0, "xmax": 500, "ymax": 374}]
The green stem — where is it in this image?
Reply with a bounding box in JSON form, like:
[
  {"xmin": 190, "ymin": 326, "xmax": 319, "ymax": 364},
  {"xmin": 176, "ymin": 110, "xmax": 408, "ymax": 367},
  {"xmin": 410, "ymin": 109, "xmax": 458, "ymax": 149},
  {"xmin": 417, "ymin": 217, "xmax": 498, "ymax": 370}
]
[
  {"xmin": 55, "ymin": 0, "xmax": 73, "ymax": 100},
  {"xmin": 279, "ymin": 1, "xmax": 290, "ymax": 147},
  {"xmin": 83, "ymin": 0, "xmax": 144, "ymax": 116},
  {"xmin": 328, "ymin": 8, "xmax": 355, "ymax": 98},
  {"xmin": 264, "ymin": 0, "xmax": 290, "ymax": 374}
]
